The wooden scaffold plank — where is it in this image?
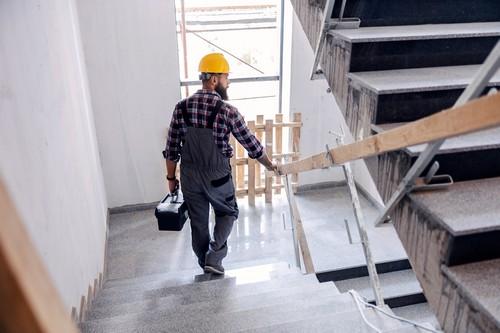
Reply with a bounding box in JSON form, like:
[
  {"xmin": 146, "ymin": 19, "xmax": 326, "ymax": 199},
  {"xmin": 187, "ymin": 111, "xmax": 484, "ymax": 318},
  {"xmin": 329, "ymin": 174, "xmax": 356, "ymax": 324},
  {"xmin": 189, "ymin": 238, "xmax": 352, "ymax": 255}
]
[
  {"xmin": 279, "ymin": 93, "xmax": 500, "ymax": 175},
  {"xmin": 265, "ymin": 119, "xmax": 274, "ymax": 203},
  {"xmin": 248, "ymin": 121, "xmax": 256, "ymax": 206}
]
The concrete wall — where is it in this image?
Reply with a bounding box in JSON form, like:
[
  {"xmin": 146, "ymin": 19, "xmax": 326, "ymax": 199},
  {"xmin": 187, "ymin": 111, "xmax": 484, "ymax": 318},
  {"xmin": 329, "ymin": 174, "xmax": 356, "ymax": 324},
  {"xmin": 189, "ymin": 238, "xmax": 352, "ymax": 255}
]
[
  {"xmin": 0, "ymin": 0, "xmax": 108, "ymax": 311},
  {"xmin": 76, "ymin": 0, "xmax": 181, "ymax": 208},
  {"xmin": 285, "ymin": 3, "xmax": 383, "ymax": 205}
]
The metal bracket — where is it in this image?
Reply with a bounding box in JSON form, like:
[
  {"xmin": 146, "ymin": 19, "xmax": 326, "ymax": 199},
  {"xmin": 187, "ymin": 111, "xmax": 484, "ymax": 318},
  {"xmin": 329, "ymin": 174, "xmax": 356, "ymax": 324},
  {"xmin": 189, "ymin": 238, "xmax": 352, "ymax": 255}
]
[
  {"xmin": 310, "ymin": 0, "xmax": 361, "ymax": 80},
  {"xmin": 413, "ymin": 161, "xmax": 454, "ymax": 191},
  {"xmin": 310, "ymin": 0, "xmax": 335, "ymax": 80}
]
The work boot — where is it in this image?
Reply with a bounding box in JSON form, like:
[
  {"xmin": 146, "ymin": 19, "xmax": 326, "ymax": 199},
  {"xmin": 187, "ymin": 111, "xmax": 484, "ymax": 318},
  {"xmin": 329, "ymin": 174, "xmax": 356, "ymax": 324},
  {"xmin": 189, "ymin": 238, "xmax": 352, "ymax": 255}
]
[{"xmin": 204, "ymin": 263, "xmax": 224, "ymax": 275}]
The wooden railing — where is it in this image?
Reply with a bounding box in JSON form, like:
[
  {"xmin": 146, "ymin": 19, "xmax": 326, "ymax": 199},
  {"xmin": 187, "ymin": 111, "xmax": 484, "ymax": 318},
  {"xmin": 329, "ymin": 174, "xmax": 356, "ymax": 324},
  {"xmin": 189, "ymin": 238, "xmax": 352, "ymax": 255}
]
[
  {"xmin": 230, "ymin": 113, "xmax": 302, "ymax": 206},
  {"xmin": 0, "ymin": 180, "xmax": 79, "ymax": 333}
]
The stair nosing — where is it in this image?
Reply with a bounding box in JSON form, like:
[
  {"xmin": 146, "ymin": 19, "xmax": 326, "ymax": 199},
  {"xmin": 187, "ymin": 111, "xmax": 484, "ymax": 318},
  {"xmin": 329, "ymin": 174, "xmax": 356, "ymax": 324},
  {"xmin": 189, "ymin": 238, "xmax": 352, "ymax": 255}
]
[
  {"xmin": 329, "ymin": 22, "xmax": 500, "ymax": 43},
  {"xmin": 348, "ymin": 65, "xmax": 500, "ymax": 95}
]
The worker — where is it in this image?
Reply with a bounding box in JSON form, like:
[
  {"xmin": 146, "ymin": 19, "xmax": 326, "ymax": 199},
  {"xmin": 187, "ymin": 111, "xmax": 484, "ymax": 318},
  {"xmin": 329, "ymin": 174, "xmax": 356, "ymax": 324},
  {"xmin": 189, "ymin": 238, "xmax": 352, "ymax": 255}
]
[{"xmin": 163, "ymin": 53, "xmax": 277, "ymax": 275}]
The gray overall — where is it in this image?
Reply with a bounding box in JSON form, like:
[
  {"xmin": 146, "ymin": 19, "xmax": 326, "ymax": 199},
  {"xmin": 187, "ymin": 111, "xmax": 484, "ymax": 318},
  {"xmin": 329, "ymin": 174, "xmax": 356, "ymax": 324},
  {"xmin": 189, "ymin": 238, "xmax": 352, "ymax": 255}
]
[{"xmin": 179, "ymin": 100, "xmax": 239, "ymax": 269}]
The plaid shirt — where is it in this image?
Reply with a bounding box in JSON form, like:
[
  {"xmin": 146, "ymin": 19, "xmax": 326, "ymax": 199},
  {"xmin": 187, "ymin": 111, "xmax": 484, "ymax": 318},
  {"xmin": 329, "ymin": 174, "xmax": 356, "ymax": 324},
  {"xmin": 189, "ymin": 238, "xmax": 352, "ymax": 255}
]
[{"xmin": 164, "ymin": 89, "xmax": 264, "ymax": 162}]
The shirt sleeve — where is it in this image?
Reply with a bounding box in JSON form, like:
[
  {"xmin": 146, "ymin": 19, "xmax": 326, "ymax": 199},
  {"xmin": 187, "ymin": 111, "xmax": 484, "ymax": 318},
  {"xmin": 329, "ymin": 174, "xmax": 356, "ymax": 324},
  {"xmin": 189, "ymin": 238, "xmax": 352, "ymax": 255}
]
[
  {"xmin": 164, "ymin": 104, "xmax": 182, "ymax": 162},
  {"xmin": 228, "ymin": 107, "xmax": 264, "ymax": 159}
]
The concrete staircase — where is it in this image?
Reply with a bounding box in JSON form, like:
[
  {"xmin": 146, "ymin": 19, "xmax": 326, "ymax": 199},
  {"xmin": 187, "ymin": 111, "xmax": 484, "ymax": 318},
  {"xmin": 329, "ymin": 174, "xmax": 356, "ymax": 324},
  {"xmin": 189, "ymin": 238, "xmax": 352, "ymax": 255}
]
[
  {"xmin": 78, "ymin": 263, "xmax": 428, "ymax": 332},
  {"xmin": 290, "ymin": 1, "xmax": 500, "ymax": 332}
]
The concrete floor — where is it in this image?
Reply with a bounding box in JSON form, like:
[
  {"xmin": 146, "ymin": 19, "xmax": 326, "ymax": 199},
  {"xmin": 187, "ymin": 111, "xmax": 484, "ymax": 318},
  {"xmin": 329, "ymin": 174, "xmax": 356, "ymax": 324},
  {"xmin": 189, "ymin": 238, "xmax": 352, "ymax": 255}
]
[
  {"xmin": 106, "ymin": 194, "xmax": 295, "ymax": 280},
  {"xmin": 106, "ymin": 184, "xmax": 408, "ymax": 280}
]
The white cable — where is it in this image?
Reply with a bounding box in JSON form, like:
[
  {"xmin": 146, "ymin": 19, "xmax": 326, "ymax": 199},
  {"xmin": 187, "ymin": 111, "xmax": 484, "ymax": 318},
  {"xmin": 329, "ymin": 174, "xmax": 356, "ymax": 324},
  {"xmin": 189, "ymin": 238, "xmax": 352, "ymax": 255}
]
[
  {"xmin": 348, "ymin": 290, "xmax": 383, "ymax": 333},
  {"xmin": 348, "ymin": 290, "xmax": 442, "ymax": 333}
]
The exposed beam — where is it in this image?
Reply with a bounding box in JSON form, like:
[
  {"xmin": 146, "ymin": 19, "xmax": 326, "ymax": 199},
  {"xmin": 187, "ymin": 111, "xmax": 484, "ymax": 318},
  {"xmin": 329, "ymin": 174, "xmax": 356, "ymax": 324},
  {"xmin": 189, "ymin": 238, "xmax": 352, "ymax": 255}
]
[{"xmin": 279, "ymin": 92, "xmax": 500, "ymax": 175}]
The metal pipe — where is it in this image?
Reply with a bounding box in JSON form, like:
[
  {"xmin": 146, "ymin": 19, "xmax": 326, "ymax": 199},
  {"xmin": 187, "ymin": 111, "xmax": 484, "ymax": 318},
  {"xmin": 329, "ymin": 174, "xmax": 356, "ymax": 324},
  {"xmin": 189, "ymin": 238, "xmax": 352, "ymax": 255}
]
[
  {"xmin": 278, "ymin": 0, "xmax": 285, "ymax": 114},
  {"xmin": 180, "ymin": 0, "xmax": 189, "ymax": 96},
  {"xmin": 343, "ymin": 161, "xmax": 385, "ymax": 306},
  {"xmin": 180, "ymin": 75, "xmax": 279, "ymax": 86}
]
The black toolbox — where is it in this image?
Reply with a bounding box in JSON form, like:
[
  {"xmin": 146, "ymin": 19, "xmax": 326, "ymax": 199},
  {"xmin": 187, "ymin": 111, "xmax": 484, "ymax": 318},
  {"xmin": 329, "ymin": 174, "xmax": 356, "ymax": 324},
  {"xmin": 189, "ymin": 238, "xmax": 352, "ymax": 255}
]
[{"xmin": 155, "ymin": 190, "xmax": 188, "ymax": 231}]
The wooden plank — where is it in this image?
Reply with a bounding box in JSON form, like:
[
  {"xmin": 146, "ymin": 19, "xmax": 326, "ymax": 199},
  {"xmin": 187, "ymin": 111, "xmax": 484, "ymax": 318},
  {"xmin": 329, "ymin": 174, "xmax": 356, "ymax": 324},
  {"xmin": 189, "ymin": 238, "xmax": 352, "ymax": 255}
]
[
  {"xmin": 230, "ymin": 135, "xmax": 237, "ymax": 188},
  {"xmin": 248, "ymin": 121, "xmax": 256, "ymax": 206},
  {"xmin": 265, "ymin": 119, "xmax": 274, "ymax": 203},
  {"xmin": 275, "ymin": 114, "xmax": 283, "ymax": 194},
  {"xmin": 291, "ymin": 113, "xmax": 301, "ymax": 185},
  {"xmin": 236, "ymin": 184, "xmax": 286, "ymax": 196},
  {"xmin": 284, "ymin": 175, "xmax": 315, "ymax": 274},
  {"xmin": 0, "ymin": 180, "xmax": 79, "ymax": 333},
  {"xmin": 254, "ymin": 122, "xmax": 301, "ymax": 130},
  {"xmin": 255, "ymin": 115, "xmax": 264, "ymax": 190},
  {"xmin": 235, "ymin": 153, "xmax": 300, "ymax": 166},
  {"xmin": 279, "ymin": 93, "xmax": 500, "ymax": 175}
]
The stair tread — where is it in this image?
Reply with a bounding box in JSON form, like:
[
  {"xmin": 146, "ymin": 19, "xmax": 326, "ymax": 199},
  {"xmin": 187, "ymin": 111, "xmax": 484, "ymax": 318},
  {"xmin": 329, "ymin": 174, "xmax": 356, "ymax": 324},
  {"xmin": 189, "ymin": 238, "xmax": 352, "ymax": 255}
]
[
  {"xmin": 348, "ymin": 65, "xmax": 500, "ymax": 94},
  {"xmin": 409, "ymin": 177, "xmax": 500, "ymax": 236},
  {"xmin": 81, "ymin": 293, "xmax": 359, "ymax": 333},
  {"xmin": 86, "ymin": 281, "xmax": 339, "ymax": 322},
  {"xmin": 101, "ymin": 263, "xmax": 299, "ymax": 296},
  {"xmin": 294, "ymin": 186, "xmax": 409, "ymax": 274},
  {"xmin": 330, "ymin": 22, "xmax": 500, "ymax": 43},
  {"xmin": 92, "ymin": 273, "xmax": 321, "ymax": 309},
  {"xmin": 104, "ymin": 258, "xmax": 286, "ymax": 289},
  {"xmin": 241, "ymin": 307, "xmax": 416, "ymax": 333},
  {"xmin": 335, "ymin": 269, "xmax": 423, "ymax": 302},
  {"xmin": 372, "ymin": 123, "xmax": 500, "ymax": 155},
  {"xmin": 85, "ymin": 283, "xmax": 340, "ymax": 326},
  {"xmin": 328, "ymin": 22, "xmax": 500, "ymax": 43},
  {"xmin": 443, "ymin": 258, "xmax": 500, "ymax": 328}
]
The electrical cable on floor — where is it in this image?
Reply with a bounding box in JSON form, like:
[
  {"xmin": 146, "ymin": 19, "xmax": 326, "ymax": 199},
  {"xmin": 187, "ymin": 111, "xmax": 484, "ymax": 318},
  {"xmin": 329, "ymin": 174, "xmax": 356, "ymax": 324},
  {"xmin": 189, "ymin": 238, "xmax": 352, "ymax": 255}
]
[{"xmin": 348, "ymin": 290, "xmax": 442, "ymax": 333}]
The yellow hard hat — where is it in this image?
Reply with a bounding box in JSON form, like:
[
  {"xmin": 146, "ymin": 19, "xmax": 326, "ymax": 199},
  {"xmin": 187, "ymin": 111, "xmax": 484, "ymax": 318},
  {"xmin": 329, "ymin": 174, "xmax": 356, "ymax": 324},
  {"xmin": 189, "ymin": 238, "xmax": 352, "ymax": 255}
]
[{"xmin": 198, "ymin": 53, "xmax": 230, "ymax": 74}]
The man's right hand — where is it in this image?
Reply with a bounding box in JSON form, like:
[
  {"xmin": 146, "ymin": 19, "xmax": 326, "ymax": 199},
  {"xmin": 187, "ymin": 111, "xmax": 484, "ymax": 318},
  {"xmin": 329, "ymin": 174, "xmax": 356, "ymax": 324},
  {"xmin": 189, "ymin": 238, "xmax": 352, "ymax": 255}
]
[{"xmin": 168, "ymin": 179, "xmax": 179, "ymax": 193}]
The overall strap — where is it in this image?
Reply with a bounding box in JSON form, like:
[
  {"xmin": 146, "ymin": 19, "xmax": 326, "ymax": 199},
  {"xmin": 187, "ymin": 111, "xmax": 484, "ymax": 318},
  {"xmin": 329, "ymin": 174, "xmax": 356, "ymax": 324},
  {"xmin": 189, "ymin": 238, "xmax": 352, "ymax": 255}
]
[
  {"xmin": 180, "ymin": 100, "xmax": 192, "ymax": 127},
  {"xmin": 207, "ymin": 100, "xmax": 224, "ymax": 129}
]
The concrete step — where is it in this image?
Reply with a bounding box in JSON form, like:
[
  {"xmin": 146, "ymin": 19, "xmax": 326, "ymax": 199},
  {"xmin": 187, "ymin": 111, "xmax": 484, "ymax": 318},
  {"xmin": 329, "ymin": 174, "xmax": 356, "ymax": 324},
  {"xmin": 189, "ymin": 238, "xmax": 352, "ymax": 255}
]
[
  {"xmin": 372, "ymin": 123, "xmax": 500, "ymax": 202},
  {"xmin": 330, "ymin": 0, "xmax": 500, "ymax": 27},
  {"xmin": 91, "ymin": 272, "xmax": 321, "ymax": 309},
  {"xmin": 81, "ymin": 283, "xmax": 342, "ymax": 332},
  {"xmin": 100, "ymin": 262, "xmax": 298, "ymax": 297},
  {"xmin": 103, "ymin": 257, "xmax": 285, "ymax": 289},
  {"xmin": 293, "ymin": 186, "xmax": 411, "ymax": 278},
  {"xmin": 409, "ymin": 178, "xmax": 500, "ymax": 266},
  {"xmin": 334, "ymin": 269, "xmax": 425, "ymax": 308},
  {"xmin": 241, "ymin": 307, "xmax": 419, "ymax": 333},
  {"xmin": 333, "ymin": 22, "xmax": 499, "ymax": 73},
  {"xmin": 81, "ymin": 292, "xmax": 358, "ymax": 333},
  {"xmin": 86, "ymin": 280, "xmax": 339, "ymax": 321},
  {"xmin": 440, "ymin": 259, "xmax": 500, "ymax": 332},
  {"xmin": 331, "ymin": 22, "xmax": 500, "ymax": 43},
  {"xmin": 392, "ymin": 303, "xmax": 441, "ymax": 331},
  {"xmin": 348, "ymin": 65, "xmax": 500, "ymax": 96},
  {"xmin": 345, "ymin": 66, "xmax": 500, "ymax": 137},
  {"xmin": 389, "ymin": 178, "xmax": 500, "ymax": 331}
]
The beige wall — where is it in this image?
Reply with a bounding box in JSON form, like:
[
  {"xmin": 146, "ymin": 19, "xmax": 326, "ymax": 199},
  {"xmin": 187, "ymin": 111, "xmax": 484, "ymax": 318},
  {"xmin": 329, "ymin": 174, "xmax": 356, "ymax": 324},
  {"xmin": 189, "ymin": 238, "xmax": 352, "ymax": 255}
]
[
  {"xmin": 76, "ymin": 0, "xmax": 182, "ymax": 208},
  {"xmin": 0, "ymin": 0, "xmax": 108, "ymax": 311}
]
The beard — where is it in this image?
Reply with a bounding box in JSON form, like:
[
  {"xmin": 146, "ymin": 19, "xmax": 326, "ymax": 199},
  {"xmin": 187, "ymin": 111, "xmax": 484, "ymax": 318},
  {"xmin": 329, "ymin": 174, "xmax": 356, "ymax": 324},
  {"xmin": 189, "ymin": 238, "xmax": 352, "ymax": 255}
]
[{"xmin": 215, "ymin": 82, "xmax": 229, "ymax": 101}]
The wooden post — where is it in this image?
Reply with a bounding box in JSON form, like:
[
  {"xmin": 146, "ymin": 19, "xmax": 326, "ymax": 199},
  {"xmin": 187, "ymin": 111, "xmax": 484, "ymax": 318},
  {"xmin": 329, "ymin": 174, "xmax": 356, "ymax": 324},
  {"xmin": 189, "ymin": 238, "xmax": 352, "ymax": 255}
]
[
  {"xmin": 265, "ymin": 119, "xmax": 274, "ymax": 203},
  {"xmin": 230, "ymin": 135, "xmax": 237, "ymax": 188},
  {"xmin": 255, "ymin": 115, "xmax": 264, "ymax": 192},
  {"xmin": 274, "ymin": 114, "xmax": 283, "ymax": 194},
  {"xmin": 236, "ymin": 141, "xmax": 245, "ymax": 196},
  {"xmin": 0, "ymin": 180, "xmax": 80, "ymax": 333},
  {"xmin": 247, "ymin": 121, "xmax": 256, "ymax": 206},
  {"xmin": 292, "ymin": 113, "xmax": 301, "ymax": 188}
]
